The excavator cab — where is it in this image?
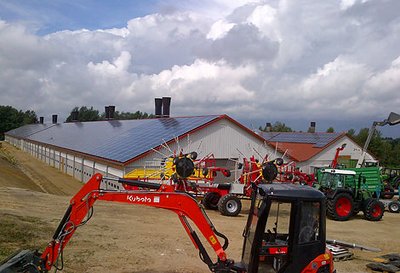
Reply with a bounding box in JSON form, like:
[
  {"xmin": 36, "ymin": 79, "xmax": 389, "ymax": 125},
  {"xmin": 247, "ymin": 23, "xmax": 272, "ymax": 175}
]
[{"xmin": 241, "ymin": 183, "xmax": 334, "ymax": 273}]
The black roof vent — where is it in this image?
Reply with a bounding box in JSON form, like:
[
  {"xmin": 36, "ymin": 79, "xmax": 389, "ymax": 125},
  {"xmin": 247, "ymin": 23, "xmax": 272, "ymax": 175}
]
[
  {"xmin": 105, "ymin": 106, "xmax": 116, "ymax": 119},
  {"xmin": 52, "ymin": 115, "xmax": 58, "ymax": 124},
  {"xmin": 155, "ymin": 98, "xmax": 162, "ymax": 118},
  {"xmin": 162, "ymin": 97, "xmax": 171, "ymax": 118}
]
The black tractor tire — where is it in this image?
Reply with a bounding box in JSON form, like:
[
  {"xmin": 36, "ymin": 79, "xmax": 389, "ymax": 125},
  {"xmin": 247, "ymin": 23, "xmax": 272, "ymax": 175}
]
[
  {"xmin": 364, "ymin": 199, "xmax": 385, "ymax": 221},
  {"xmin": 327, "ymin": 192, "xmax": 354, "ymax": 221},
  {"xmin": 381, "ymin": 184, "xmax": 395, "ymax": 199},
  {"xmin": 388, "ymin": 201, "xmax": 400, "ymax": 213},
  {"xmin": 393, "ymin": 176, "xmax": 400, "ymax": 189},
  {"xmin": 218, "ymin": 194, "xmax": 242, "ymax": 217},
  {"xmin": 202, "ymin": 192, "xmax": 221, "ymax": 210}
]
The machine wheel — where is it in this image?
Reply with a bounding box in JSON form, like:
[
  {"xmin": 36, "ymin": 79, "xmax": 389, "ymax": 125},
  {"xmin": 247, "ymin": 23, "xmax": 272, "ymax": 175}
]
[
  {"xmin": 381, "ymin": 184, "xmax": 395, "ymax": 199},
  {"xmin": 364, "ymin": 199, "xmax": 384, "ymax": 221},
  {"xmin": 327, "ymin": 193, "xmax": 354, "ymax": 221},
  {"xmin": 299, "ymin": 180, "xmax": 307, "ymax": 186},
  {"xmin": 393, "ymin": 176, "xmax": 400, "ymax": 189},
  {"xmin": 202, "ymin": 192, "xmax": 221, "ymax": 210},
  {"xmin": 218, "ymin": 194, "xmax": 242, "ymax": 217},
  {"xmin": 388, "ymin": 201, "xmax": 400, "ymax": 213}
]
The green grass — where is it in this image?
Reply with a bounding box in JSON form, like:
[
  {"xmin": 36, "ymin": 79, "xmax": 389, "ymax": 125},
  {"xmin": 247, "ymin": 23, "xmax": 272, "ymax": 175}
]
[{"xmin": 0, "ymin": 213, "xmax": 54, "ymax": 261}]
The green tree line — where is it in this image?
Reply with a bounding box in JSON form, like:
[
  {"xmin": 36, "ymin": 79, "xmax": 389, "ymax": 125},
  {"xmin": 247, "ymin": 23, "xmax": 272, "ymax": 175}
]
[
  {"xmin": 0, "ymin": 106, "xmax": 37, "ymax": 140},
  {"xmin": 0, "ymin": 105, "xmax": 154, "ymax": 140},
  {"xmin": 65, "ymin": 106, "xmax": 154, "ymax": 122}
]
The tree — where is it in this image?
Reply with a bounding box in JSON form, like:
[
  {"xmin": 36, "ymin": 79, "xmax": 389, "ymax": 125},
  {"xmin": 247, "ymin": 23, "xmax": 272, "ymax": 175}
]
[
  {"xmin": 66, "ymin": 106, "xmax": 154, "ymax": 122},
  {"xmin": 0, "ymin": 105, "xmax": 38, "ymax": 140},
  {"xmin": 102, "ymin": 110, "xmax": 154, "ymax": 120},
  {"xmin": 326, "ymin": 127, "xmax": 335, "ymax": 133},
  {"xmin": 260, "ymin": 121, "xmax": 293, "ymax": 132},
  {"xmin": 66, "ymin": 106, "xmax": 100, "ymax": 122},
  {"xmin": 347, "ymin": 129, "xmax": 356, "ymax": 136}
]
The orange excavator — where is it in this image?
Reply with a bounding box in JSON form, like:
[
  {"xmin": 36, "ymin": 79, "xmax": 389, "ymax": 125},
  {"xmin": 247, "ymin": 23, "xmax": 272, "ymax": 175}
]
[{"xmin": 0, "ymin": 155, "xmax": 335, "ymax": 273}]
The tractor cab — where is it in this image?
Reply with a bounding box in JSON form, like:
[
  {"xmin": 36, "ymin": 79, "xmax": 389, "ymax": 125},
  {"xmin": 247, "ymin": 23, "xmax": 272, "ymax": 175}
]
[
  {"xmin": 317, "ymin": 169, "xmax": 358, "ymax": 191},
  {"xmin": 240, "ymin": 183, "xmax": 334, "ymax": 273}
]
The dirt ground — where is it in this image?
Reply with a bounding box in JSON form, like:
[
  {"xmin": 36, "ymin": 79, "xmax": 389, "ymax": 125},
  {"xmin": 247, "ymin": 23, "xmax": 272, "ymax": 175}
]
[{"xmin": 0, "ymin": 141, "xmax": 399, "ymax": 273}]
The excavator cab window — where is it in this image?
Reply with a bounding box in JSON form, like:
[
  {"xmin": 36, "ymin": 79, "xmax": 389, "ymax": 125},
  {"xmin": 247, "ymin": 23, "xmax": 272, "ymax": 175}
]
[
  {"xmin": 258, "ymin": 201, "xmax": 291, "ymax": 272},
  {"xmin": 242, "ymin": 195, "xmax": 293, "ymax": 273},
  {"xmin": 241, "ymin": 187, "xmax": 327, "ymax": 273},
  {"xmin": 298, "ymin": 202, "xmax": 320, "ymax": 244}
]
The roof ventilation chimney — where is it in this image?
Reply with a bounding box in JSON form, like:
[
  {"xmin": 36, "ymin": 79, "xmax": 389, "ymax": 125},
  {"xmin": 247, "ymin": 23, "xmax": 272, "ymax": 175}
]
[
  {"xmin": 309, "ymin": 121, "xmax": 316, "ymax": 133},
  {"xmin": 105, "ymin": 106, "xmax": 109, "ymax": 119},
  {"xmin": 71, "ymin": 110, "xmax": 79, "ymax": 122},
  {"xmin": 52, "ymin": 115, "xmax": 58, "ymax": 124},
  {"xmin": 266, "ymin": 122, "xmax": 272, "ymax": 132},
  {"xmin": 106, "ymin": 105, "xmax": 115, "ymax": 119},
  {"xmin": 162, "ymin": 97, "xmax": 171, "ymax": 118},
  {"xmin": 155, "ymin": 98, "xmax": 162, "ymax": 118},
  {"xmin": 39, "ymin": 117, "xmax": 44, "ymax": 124}
]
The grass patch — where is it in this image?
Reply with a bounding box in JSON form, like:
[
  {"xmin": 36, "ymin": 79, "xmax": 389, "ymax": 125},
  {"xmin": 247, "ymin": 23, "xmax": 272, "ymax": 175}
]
[{"xmin": 0, "ymin": 213, "xmax": 54, "ymax": 261}]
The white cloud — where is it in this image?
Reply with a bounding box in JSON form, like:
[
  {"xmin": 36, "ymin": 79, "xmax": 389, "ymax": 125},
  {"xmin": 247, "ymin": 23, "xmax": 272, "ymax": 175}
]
[
  {"xmin": 364, "ymin": 56, "xmax": 400, "ymax": 101},
  {"xmin": 0, "ymin": 1, "xmax": 399, "ymax": 132},
  {"xmin": 206, "ymin": 19, "xmax": 235, "ymax": 40},
  {"xmin": 88, "ymin": 51, "xmax": 132, "ymax": 75}
]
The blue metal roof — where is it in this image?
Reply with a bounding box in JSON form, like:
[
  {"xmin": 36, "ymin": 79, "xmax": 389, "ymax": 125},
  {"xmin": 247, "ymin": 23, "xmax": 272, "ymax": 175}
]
[
  {"xmin": 259, "ymin": 132, "xmax": 342, "ymax": 148},
  {"xmin": 6, "ymin": 116, "xmax": 221, "ymax": 163},
  {"xmin": 5, "ymin": 124, "xmax": 57, "ymax": 138}
]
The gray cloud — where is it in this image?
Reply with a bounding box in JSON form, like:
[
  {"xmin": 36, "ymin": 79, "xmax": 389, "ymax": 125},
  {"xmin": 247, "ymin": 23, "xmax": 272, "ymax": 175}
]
[{"xmin": 0, "ymin": 1, "xmax": 399, "ymax": 134}]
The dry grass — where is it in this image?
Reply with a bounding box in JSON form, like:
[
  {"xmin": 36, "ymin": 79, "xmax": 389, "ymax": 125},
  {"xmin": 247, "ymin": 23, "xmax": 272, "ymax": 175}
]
[{"xmin": 0, "ymin": 213, "xmax": 54, "ymax": 261}]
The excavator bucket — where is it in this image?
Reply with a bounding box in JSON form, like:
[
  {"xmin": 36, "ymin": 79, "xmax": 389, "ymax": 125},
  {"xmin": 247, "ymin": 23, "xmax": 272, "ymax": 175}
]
[{"xmin": 0, "ymin": 250, "xmax": 43, "ymax": 273}]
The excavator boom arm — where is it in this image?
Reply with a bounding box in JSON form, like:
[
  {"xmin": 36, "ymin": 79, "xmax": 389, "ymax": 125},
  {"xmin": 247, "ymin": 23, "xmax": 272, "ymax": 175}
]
[{"xmin": 40, "ymin": 173, "xmax": 232, "ymax": 272}]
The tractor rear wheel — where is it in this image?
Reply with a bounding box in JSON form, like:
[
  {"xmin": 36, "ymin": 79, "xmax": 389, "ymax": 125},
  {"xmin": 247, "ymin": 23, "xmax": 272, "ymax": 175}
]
[
  {"xmin": 364, "ymin": 199, "xmax": 384, "ymax": 221},
  {"xmin": 202, "ymin": 192, "xmax": 221, "ymax": 210},
  {"xmin": 327, "ymin": 193, "xmax": 354, "ymax": 221},
  {"xmin": 388, "ymin": 201, "xmax": 400, "ymax": 213},
  {"xmin": 218, "ymin": 194, "xmax": 242, "ymax": 217}
]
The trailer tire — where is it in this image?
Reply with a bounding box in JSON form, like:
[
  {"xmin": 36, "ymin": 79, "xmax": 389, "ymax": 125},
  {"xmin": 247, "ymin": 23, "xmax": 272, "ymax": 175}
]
[
  {"xmin": 364, "ymin": 199, "xmax": 384, "ymax": 221},
  {"xmin": 202, "ymin": 192, "xmax": 220, "ymax": 210},
  {"xmin": 327, "ymin": 193, "xmax": 354, "ymax": 221},
  {"xmin": 388, "ymin": 201, "xmax": 400, "ymax": 213},
  {"xmin": 218, "ymin": 194, "xmax": 242, "ymax": 217}
]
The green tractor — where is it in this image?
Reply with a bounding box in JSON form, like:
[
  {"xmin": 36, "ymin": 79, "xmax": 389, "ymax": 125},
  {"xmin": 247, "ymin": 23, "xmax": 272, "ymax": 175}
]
[
  {"xmin": 381, "ymin": 167, "xmax": 400, "ymax": 193},
  {"xmin": 315, "ymin": 168, "xmax": 385, "ymax": 221}
]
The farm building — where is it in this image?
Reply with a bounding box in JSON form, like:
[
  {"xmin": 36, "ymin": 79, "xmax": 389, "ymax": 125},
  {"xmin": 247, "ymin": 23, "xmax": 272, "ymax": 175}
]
[
  {"xmin": 5, "ymin": 114, "xmax": 280, "ymax": 187},
  {"xmin": 259, "ymin": 129, "xmax": 376, "ymax": 174}
]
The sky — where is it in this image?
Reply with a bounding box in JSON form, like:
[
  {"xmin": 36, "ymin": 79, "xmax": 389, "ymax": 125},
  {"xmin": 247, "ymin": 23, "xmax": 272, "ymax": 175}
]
[{"xmin": 0, "ymin": 0, "xmax": 399, "ymax": 137}]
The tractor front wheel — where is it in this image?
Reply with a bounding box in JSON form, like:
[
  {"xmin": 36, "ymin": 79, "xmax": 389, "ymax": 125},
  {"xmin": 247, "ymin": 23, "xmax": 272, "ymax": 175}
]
[
  {"xmin": 364, "ymin": 199, "xmax": 384, "ymax": 221},
  {"xmin": 388, "ymin": 201, "xmax": 400, "ymax": 213},
  {"xmin": 202, "ymin": 192, "xmax": 221, "ymax": 210},
  {"xmin": 327, "ymin": 193, "xmax": 354, "ymax": 221},
  {"xmin": 218, "ymin": 194, "xmax": 242, "ymax": 217}
]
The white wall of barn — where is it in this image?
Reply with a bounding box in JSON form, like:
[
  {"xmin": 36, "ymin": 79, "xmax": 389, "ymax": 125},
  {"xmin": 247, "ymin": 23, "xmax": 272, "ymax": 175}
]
[
  {"xmin": 296, "ymin": 136, "xmax": 376, "ymax": 173},
  {"xmin": 4, "ymin": 135, "xmax": 124, "ymax": 185}
]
